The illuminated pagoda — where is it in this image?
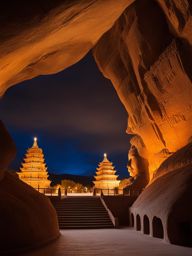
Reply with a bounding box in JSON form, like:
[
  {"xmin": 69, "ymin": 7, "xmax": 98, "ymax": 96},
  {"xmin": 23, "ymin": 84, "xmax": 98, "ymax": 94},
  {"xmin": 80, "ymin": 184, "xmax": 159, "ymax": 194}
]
[
  {"xmin": 18, "ymin": 137, "xmax": 50, "ymax": 191},
  {"xmin": 94, "ymin": 153, "xmax": 120, "ymax": 190}
]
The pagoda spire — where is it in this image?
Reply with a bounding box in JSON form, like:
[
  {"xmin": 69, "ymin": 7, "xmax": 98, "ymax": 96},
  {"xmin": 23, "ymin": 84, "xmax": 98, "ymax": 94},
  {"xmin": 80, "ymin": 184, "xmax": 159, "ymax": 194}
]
[
  {"xmin": 103, "ymin": 153, "xmax": 108, "ymax": 161},
  {"xmin": 32, "ymin": 137, "xmax": 38, "ymax": 148}
]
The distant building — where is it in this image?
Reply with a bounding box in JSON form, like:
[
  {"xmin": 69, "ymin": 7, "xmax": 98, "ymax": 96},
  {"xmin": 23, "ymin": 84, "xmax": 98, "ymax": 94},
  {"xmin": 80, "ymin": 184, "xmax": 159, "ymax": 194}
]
[
  {"xmin": 93, "ymin": 153, "xmax": 120, "ymax": 190},
  {"xmin": 17, "ymin": 137, "xmax": 50, "ymax": 190}
]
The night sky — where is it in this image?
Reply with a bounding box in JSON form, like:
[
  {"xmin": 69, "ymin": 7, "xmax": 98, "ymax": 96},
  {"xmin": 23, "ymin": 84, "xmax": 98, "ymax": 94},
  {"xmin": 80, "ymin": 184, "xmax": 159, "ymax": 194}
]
[{"xmin": 0, "ymin": 52, "xmax": 130, "ymax": 179}]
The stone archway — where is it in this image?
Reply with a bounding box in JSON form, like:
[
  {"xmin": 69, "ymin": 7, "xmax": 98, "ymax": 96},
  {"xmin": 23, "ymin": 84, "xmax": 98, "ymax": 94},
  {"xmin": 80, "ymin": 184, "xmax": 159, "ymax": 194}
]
[
  {"xmin": 131, "ymin": 213, "xmax": 134, "ymax": 227},
  {"xmin": 152, "ymin": 217, "xmax": 164, "ymax": 239},
  {"xmin": 143, "ymin": 215, "xmax": 150, "ymax": 235},
  {"xmin": 136, "ymin": 214, "xmax": 141, "ymax": 231}
]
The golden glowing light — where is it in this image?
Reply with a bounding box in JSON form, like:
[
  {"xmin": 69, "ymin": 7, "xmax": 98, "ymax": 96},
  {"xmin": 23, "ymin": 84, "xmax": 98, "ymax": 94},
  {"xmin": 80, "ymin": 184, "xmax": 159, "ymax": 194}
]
[
  {"xmin": 94, "ymin": 153, "xmax": 120, "ymax": 190},
  {"xmin": 17, "ymin": 137, "xmax": 50, "ymax": 191}
]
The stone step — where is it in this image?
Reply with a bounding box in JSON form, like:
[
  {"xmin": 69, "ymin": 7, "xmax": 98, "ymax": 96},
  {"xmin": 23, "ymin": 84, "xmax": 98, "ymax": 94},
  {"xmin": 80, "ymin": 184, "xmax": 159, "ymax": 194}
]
[
  {"xmin": 55, "ymin": 208, "xmax": 104, "ymax": 211},
  {"xmin": 57, "ymin": 212, "xmax": 109, "ymax": 215},
  {"xmin": 58, "ymin": 217, "xmax": 110, "ymax": 220},
  {"xmin": 51, "ymin": 197, "xmax": 114, "ymax": 229},
  {"xmin": 56, "ymin": 208, "xmax": 107, "ymax": 211},
  {"xmin": 55, "ymin": 206, "xmax": 104, "ymax": 208},
  {"xmin": 56, "ymin": 208, "xmax": 104, "ymax": 210},
  {"xmin": 59, "ymin": 226, "xmax": 114, "ymax": 229}
]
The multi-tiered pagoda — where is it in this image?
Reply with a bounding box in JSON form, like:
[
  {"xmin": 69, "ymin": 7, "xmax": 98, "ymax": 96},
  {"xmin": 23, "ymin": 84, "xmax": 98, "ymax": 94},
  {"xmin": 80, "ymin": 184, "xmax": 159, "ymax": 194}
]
[
  {"xmin": 94, "ymin": 153, "xmax": 120, "ymax": 189},
  {"xmin": 18, "ymin": 137, "xmax": 50, "ymax": 190}
]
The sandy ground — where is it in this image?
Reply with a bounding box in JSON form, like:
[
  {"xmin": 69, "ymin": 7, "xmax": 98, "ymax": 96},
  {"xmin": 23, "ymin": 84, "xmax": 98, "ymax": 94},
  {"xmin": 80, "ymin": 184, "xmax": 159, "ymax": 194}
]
[{"xmin": 23, "ymin": 228, "xmax": 192, "ymax": 256}]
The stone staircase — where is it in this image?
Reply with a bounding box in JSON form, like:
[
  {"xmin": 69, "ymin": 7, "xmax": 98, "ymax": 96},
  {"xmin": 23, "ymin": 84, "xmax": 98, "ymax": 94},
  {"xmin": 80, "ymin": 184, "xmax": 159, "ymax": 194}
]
[{"xmin": 51, "ymin": 196, "xmax": 114, "ymax": 229}]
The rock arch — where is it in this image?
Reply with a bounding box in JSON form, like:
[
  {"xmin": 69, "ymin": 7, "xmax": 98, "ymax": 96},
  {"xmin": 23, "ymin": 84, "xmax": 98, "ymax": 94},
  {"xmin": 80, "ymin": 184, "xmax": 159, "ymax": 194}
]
[
  {"xmin": 152, "ymin": 217, "xmax": 164, "ymax": 239},
  {"xmin": 143, "ymin": 215, "xmax": 150, "ymax": 235},
  {"xmin": 131, "ymin": 213, "xmax": 134, "ymax": 227},
  {"xmin": 136, "ymin": 214, "xmax": 141, "ymax": 231}
]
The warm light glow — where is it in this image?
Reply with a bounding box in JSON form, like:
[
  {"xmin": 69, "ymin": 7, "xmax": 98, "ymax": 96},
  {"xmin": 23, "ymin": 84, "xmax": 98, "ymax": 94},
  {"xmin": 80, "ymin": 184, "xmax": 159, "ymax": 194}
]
[
  {"xmin": 17, "ymin": 137, "xmax": 50, "ymax": 191},
  {"xmin": 94, "ymin": 153, "xmax": 120, "ymax": 191}
]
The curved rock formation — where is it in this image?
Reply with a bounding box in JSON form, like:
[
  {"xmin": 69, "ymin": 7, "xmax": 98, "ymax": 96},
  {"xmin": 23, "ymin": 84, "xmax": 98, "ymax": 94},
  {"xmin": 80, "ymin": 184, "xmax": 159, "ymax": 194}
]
[
  {"xmin": 0, "ymin": 0, "xmax": 192, "ymax": 248},
  {"xmin": 0, "ymin": 0, "xmax": 133, "ymax": 96},
  {"xmin": 94, "ymin": 0, "xmax": 192, "ymax": 177},
  {"xmin": 0, "ymin": 1, "xmax": 134, "ymax": 251},
  {"xmin": 0, "ymin": 121, "xmax": 16, "ymax": 181},
  {"xmin": 0, "ymin": 121, "xmax": 59, "ymax": 253},
  {"xmin": 130, "ymin": 143, "xmax": 192, "ymax": 246},
  {"xmin": 93, "ymin": 0, "xmax": 192, "ymax": 246}
]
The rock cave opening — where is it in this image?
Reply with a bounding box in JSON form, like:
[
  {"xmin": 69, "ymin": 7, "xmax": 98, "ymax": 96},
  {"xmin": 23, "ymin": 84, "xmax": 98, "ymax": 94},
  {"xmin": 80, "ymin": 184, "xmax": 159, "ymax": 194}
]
[
  {"xmin": 136, "ymin": 214, "xmax": 141, "ymax": 231},
  {"xmin": 178, "ymin": 221, "xmax": 192, "ymax": 247},
  {"xmin": 0, "ymin": 52, "xmax": 129, "ymax": 179},
  {"xmin": 1, "ymin": 0, "xmax": 192, "ymax": 252},
  {"xmin": 143, "ymin": 215, "xmax": 150, "ymax": 235},
  {"xmin": 131, "ymin": 213, "xmax": 134, "ymax": 227},
  {"xmin": 152, "ymin": 216, "xmax": 164, "ymax": 239}
]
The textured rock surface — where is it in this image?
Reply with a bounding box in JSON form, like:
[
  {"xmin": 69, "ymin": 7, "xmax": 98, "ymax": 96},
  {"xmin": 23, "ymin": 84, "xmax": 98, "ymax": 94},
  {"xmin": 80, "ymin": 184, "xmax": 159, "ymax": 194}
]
[
  {"xmin": 94, "ymin": 0, "xmax": 192, "ymax": 177},
  {"xmin": 0, "ymin": 0, "xmax": 133, "ymax": 96},
  {"xmin": 0, "ymin": 121, "xmax": 16, "ymax": 181},
  {"xmin": 1, "ymin": 0, "xmax": 192, "ymax": 248},
  {"xmin": 93, "ymin": 0, "xmax": 192, "ymax": 246},
  {"xmin": 0, "ymin": 172, "xmax": 59, "ymax": 252},
  {"xmin": 0, "ymin": 121, "xmax": 59, "ymax": 253},
  {"xmin": 1, "ymin": 0, "xmax": 192, "ymax": 178},
  {"xmin": 130, "ymin": 143, "xmax": 192, "ymax": 246}
]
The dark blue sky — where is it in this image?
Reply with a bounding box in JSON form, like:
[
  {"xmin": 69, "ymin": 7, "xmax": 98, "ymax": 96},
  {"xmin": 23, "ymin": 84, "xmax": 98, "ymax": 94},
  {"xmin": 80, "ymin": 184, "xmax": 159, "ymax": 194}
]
[{"xmin": 0, "ymin": 52, "xmax": 130, "ymax": 178}]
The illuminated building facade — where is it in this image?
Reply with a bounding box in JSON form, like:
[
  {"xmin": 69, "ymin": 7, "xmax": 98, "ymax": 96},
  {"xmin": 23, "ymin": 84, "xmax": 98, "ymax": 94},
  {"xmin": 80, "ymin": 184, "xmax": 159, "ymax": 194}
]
[
  {"xmin": 18, "ymin": 137, "xmax": 50, "ymax": 190},
  {"xmin": 94, "ymin": 153, "xmax": 120, "ymax": 190}
]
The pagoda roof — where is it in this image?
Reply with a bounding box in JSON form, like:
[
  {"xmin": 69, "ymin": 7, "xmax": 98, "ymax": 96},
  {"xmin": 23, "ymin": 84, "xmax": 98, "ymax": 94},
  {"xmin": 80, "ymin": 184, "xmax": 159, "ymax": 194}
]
[
  {"xmin": 24, "ymin": 157, "xmax": 44, "ymax": 163},
  {"xmin": 98, "ymin": 162, "xmax": 113, "ymax": 167},
  {"xmin": 94, "ymin": 175, "xmax": 118, "ymax": 181},
  {"xmin": 96, "ymin": 170, "xmax": 116, "ymax": 175},
  {"xmin": 18, "ymin": 175, "xmax": 49, "ymax": 180},
  {"xmin": 26, "ymin": 151, "xmax": 43, "ymax": 157},
  {"xmin": 22, "ymin": 162, "xmax": 46, "ymax": 167},
  {"xmin": 18, "ymin": 177, "xmax": 50, "ymax": 182},
  {"xmin": 94, "ymin": 180, "xmax": 120, "ymax": 184},
  {"xmin": 97, "ymin": 167, "xmax": 115, "ymax": 172},
  {"xmin": 20, "ymin": 166, "xmax": 47, "ymax": 171},
  {"xmin": 27, "ymin": 147, "xmax": 43, "ymax": 152},
  {"xmin": 97, "ymin": 163, "xmax": 114, "ymax": 167}
]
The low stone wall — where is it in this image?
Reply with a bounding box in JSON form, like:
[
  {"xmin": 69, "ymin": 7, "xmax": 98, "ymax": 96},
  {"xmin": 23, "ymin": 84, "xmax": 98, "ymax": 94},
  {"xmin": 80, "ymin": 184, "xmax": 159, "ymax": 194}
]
[
  {"xmin": 130, "ymin": 143, "xmax": 192, "ymax": 246},
  {"xmin": 103, "ymin": 196, "xmax": 137, "ymax": 226}
]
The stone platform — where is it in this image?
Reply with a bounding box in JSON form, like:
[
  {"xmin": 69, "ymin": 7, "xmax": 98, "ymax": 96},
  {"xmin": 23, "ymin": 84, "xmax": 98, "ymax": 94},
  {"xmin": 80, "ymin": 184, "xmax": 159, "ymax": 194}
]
[{"xmin": 23, "ymin": 229, "xmax": 192, "ymax": 256}]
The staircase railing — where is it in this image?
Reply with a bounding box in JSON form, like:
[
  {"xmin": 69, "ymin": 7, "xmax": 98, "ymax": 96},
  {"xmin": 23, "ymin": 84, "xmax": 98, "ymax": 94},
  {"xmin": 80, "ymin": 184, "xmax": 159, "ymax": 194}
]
[
  {"xmin": 100, "ymin": 196, "xmax": 119, "ymax": 228},
  {"xmin": 33, "ymin": 187, "xmax": 130, "ymax": 197}
]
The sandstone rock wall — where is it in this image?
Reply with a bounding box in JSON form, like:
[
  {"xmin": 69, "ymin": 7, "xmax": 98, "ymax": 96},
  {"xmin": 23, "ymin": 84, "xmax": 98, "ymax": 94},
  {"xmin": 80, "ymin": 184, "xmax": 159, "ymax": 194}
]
[
  {"xmin": 0, "ymin": 121, "xmax": 59, "ymax": 253},
  {"xmin": 1, "ymin": 0, "xmax": 191, "ymax": 178},
  {"xmin": 0, "ymin": 0, "xmax": 133, "ymax": 96},
  {"xmin": 0, "ymin": 0, "xmax": 192, "ymax": 248},
  {"xmin": 94, "ymin": 0, "xmax": 192, "ymax": 177},
  {"xmin": 130, "ymin": 143, "xmax": 192, "ymax": 246},
  {"xmin": 0, "ymin": 121, "xmax": 16, "ymax": 181}
]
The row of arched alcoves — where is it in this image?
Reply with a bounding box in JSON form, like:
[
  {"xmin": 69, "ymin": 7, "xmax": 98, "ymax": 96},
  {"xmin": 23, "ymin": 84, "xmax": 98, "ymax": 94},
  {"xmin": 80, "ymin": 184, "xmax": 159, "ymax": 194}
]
[{"xmin": 130, "ymin": 213, "xmax": 164, "ymax": 239}]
